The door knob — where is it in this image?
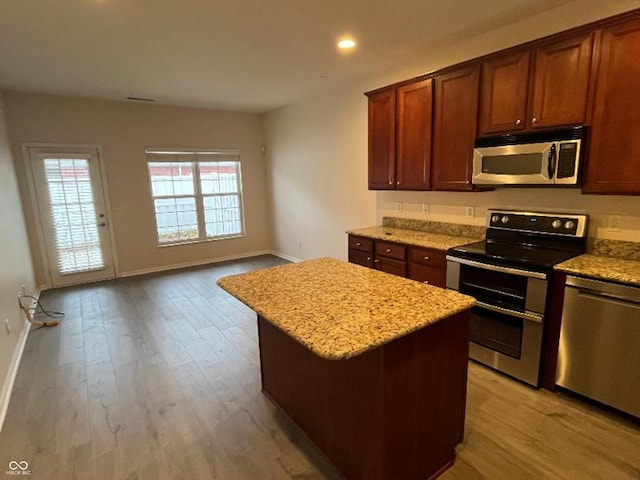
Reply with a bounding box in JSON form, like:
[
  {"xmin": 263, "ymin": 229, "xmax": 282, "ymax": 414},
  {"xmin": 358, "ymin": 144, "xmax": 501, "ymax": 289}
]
[{"xmin": 98, "ymin": 222, "xmax": 106, "ymax": 227}]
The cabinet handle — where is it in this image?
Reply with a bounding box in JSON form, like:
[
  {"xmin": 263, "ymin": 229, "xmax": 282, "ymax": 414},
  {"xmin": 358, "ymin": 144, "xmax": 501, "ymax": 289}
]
[
  {"xmin": 374, "ymin": 259, "xmax": 379, "ymax": 263},
  {"xmin": 423, "ymin": 256, "xmax": 429, "ymax": 260},
  {"xmin": 515, "ymin": 119, "xmax": 521, "ymax": 125},
  {"xmin": 396, "ymin": 181, "xmax": 401, "ymax": 185},
  {"xmin": 385, "ymin": 248, "xmax": 391, "ymax": 253},
  {"xmin": 366, "ymin": 256, "xmax": 371, "ymax": 261},
  {"xmin": 388, "ymin": 181, "xmax": 393, "ymax": 185},
  {"xmin": 355, "ymin": 242, "xmax": 361, "ymax": 246},
  {"xmin": 532, "ymin": 117, "xmax": 538, "ymax": 123},
  {"xmin": 423, "ymin": 280, "xmax": 430, "ymax": 284}
]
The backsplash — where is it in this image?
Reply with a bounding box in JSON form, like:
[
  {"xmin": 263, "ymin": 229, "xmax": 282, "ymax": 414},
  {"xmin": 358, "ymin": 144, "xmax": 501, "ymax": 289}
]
[
  {"xmin": 588, "ymin": 239, "xmax": 640, "ymax": 261},
  {"xmin": 383, "ymin": 216, "xmax": 485, "ymax": 239}
]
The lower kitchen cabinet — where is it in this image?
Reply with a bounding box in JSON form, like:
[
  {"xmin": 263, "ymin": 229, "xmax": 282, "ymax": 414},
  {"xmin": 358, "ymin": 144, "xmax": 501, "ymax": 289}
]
[
  {"xmin": 348, "ymin": 249, "xmax": 373, "ymax": 268},
  {"xmin": 347, "ymin": 235, "xmax": 446, "ymax": 286},
  {"xmin": 407, "ymin": 246, "xmax": 447, "ymax": 287},
  {"xmin": 376, "ymin": 256, "xmax": 407, "ymax": 276},
  {"xmin": 348, "ymin": 235, "xmax": 374, "ymax": 267}
]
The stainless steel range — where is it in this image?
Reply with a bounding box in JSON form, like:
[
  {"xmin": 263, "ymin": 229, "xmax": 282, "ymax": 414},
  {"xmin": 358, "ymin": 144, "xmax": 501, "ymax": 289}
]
[{"xmin": 446, "ymin": 210, "xmax": 588, "ymax": 386}]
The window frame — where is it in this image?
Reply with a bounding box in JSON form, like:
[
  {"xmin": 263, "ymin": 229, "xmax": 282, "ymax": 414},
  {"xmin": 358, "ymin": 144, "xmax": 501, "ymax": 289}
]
[{"xmin": 146, "ymin": 148, "xmax": 245, "ymax": 247}]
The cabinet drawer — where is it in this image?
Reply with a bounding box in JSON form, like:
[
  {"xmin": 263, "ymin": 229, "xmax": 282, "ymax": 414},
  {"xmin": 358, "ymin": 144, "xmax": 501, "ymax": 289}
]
[
  {"xmin": 375, "ymin": 241, "xmax": 407, "ymax": 260},
  {"xmin": 349, "ymin": 249, "xmax": 373, "ymax": 268},
  {"xmin": 408, "ymin": 264, "xmax": 446, "ymax": 288},
  {"xmin": 349, "ymin": 236, "xmax": 373, "ymax": 253},
  {"xmin": 409, "ymin": 247, "xmax": 446, "ymax": 268},
  {"xmin": 375, "ymin": 257, "xmax": 407, "ymax": 277}
]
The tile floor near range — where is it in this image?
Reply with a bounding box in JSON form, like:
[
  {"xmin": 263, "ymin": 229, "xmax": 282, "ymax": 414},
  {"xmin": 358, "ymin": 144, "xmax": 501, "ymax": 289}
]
[{"xmin": 0, "ymin": 255, "xmax": 638, "ymax": 479}]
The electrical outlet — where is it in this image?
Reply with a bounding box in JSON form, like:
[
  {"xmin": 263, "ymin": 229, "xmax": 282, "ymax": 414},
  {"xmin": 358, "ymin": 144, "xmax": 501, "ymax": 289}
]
[
  {"xmin": 4, "ymin": 319, "xmax": 10, "ymax": 335},
  {"xmin": 395, "ymin": 201, "xmax": 403, "ymax": 211},
  {"xmin": 422, "ymin": 204, "xmax": 429, "ymax": 214},
  {"xmin": 465, "ymin": 206, "xmax": 475, "ymax": 218},
  {"xmin": 608, "ymin": 214, "xmax": 622, "ymax": 231}
]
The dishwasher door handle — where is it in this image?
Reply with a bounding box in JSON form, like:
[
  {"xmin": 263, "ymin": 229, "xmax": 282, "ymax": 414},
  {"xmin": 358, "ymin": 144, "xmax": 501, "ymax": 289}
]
[{"xmin": 576, "ymin": 289, "xmax": 640, "ymax": 310}]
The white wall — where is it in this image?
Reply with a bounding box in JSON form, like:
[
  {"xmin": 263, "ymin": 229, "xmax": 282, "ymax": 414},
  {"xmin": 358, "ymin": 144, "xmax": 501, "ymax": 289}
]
[
  {"xmin": 264, "ymin": 0, "xmax": 640, "ymax": 262},
  {"xmin": 0, "ymin": 92, "xmax": 36, "ymax": 428},
  {"xmin": 4, "ymin": 92, "xmax": 271, "ymax": 287}
]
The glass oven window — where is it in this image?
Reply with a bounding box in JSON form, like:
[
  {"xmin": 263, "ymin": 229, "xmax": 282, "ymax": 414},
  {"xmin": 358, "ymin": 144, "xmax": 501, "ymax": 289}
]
[
  {"xmin": 459, "ymin": 266, "xmax": 527, "ymax": 310},
  {"xmin": 470, "ymin": 306, "xmax": 523, "ymax": 359}
]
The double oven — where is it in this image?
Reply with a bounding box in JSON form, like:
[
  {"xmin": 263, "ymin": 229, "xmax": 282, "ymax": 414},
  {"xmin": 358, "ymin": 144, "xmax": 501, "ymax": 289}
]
[{"xmin": 446, "ymin": 210, "xmax": 588, "ymax": 386}]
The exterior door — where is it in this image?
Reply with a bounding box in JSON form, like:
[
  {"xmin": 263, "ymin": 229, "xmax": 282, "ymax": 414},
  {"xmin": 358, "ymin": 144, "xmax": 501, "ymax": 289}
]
[{"xmin": 27, "ymin": 147, "xmax": 116, "ymax": 287}]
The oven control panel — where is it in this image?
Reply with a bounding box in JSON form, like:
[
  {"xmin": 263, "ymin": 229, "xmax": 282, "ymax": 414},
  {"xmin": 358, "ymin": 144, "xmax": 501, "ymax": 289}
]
[{"xmin": 488, "ymin": 210, "xmax": 587, "ymax": 237}]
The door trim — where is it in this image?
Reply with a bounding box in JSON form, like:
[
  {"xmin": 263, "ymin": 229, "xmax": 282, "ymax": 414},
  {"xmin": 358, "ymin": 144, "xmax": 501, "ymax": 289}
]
[{"xmin": 21, "ymin": 143, "xmax": 120, "ymax": 288}]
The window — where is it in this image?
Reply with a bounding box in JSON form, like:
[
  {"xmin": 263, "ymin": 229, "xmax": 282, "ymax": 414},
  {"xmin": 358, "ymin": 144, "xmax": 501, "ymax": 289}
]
[{"xmin": 146, "ymin": 149, "xmax": 244, "ymax": 245}]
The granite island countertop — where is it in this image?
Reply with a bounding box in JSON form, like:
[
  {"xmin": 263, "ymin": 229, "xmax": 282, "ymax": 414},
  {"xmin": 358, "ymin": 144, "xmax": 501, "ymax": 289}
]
[
  {"xmin": 346, "ymin": 226, "xmax": 479, "ymax": 251},
  {"xmin": 555, "ymin": 254, "xmax": 640, "ymax": 287},
  {"xmin": 217, "ymin": 257, "xmax": 475, "ymax": 360}
]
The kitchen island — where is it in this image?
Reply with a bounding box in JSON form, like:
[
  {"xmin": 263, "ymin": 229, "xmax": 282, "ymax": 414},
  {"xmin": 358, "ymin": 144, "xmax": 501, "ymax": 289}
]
[{"xmin": 217, "ymin": 257, "xmax": 475, "ymax": 480}]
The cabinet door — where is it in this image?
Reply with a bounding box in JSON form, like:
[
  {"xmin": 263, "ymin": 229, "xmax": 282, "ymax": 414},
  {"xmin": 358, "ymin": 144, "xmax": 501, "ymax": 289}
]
[
  {"xmin": 374, "ymin": 241, "xmax": 406, "ymax": 261},
  {"xmin": 408, "ymin": 264, "xmax": 446, "ymax": 288},
  {"xmin": 432, "ymin": 65, "xmax": 480, "ymax": 190},
  {"xmin": 349, "ymin": 249, "xmax": 374, "ymax": 268},
  {"xmin": 584, "ymin": 20, "xmax": 640, "ymax": 194},
  {"xmin": 348, "ymin": 235, "xmax": 373, "ymax": 253},
  {"xmin": 409, "ymin": 247, "xmax": 446, "ymax": 269},
  {"xmin": 479, "ymin": 51, "xmax": 530, "ymax": 135},
  {"xmin": 367, "ymin": 88, "xmax": 396, "ymax": 190},
  {"xmin": 375, "ymin": 257, "xmax": 407, "ymax": 277},
  {"xmin": 529, "ymin": 33, "xmax": 594, "ymax": 129},
  {"xmin": 396, "ymin": 78, "xmax": 433, "ymax": 190}
]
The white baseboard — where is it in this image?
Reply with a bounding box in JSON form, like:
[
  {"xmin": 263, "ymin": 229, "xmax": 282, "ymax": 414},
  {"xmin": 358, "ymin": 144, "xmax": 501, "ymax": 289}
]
[
  {"xmin": 270, "ymin": 251, "xmax": 302, "ymax": 263},
  {"xmin": 119, "ymin": 249, "xmax": 274, "ymax": 278},
  {"xmin": 0, "ymin": 291, "xmax": 39, "ymax": 432}
]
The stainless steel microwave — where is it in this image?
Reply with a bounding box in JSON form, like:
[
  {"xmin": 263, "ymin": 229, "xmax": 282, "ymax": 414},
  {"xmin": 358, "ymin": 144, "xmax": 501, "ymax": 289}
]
[{"xmin": 472, "ymin": 127, "xmax": 585, "ymax": 186}]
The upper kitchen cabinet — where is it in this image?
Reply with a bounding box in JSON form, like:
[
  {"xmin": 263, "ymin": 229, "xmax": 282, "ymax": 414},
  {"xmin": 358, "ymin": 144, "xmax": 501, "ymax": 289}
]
[
  {"xmin": 478, "ymin": 33, "xmax": 594, "ymax": 135},
  {"xmin": 479, "ymin": 51, "xmax": 530, "ymax": 135},
  {"xmin": 584, "ymin": 19, "xmax": 640, "ymax": 194},
  {"xmin": 432, "ymin": 65, "xmax": 480, "ymax": 190},
  {"xmin": 366, "ymin": 78, "xmax": 433, "ymax": 190},
  {"xmin": 396, "ymin": 79, "xmax": 433, "ymax": 190},
  {"xmin": 367, "ymin": 88, "xmax": 396, "ymax": 189}
]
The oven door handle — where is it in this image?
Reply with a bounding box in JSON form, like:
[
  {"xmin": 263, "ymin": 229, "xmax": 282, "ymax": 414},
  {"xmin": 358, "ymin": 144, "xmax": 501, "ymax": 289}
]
[
  {"xmin": 475, "ymin": 301, "xmax": 544, "ymax": 323},
  {"xmin": 446, "ymin": 255, "xmax": 548, "ymax": 280}
]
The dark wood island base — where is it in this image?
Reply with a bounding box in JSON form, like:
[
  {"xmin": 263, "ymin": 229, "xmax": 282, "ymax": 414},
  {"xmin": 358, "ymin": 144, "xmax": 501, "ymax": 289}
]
[{"xmin": 257, "ymin": 311, "xmax": 470, "ymax": 480}]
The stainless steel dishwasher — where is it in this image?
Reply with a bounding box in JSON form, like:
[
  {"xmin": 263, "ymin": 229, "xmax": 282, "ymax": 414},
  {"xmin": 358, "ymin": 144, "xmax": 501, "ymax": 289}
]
[{"xmin": 556, "ymin": 276, "xmax": 640, "ymax": 418}]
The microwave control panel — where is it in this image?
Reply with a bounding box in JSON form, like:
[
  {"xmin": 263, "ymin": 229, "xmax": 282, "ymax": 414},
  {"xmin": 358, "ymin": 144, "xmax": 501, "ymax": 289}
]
[{"xmin": 557, "ymin": 142, "xmax": 579, "ymax": 179}]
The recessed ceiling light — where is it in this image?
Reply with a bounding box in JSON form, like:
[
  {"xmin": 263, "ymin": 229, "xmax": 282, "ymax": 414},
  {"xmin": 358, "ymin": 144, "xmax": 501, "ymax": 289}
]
[{"xmin": 337, "ymin": 38, "xmax": 356, "ymax": 49}]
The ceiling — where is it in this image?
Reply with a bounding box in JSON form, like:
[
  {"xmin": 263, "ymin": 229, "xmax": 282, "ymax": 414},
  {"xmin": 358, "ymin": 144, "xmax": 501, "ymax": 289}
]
[{"xmin": 0, "ymin": 0, "xmax": 577, "ymax": 113}]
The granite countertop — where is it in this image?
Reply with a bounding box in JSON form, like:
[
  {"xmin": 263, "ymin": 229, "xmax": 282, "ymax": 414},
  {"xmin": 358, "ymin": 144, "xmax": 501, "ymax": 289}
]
[
  {"xmin": 555, "ymin": 254, "xmax": 640, "ymax": 287},
  {"xmin": 346, "ymin": 226, "xmax": 478, "ymax": 251},
  {"xmin": 217, "ymin": 257, "xmax": 475, "ymax": 360}
]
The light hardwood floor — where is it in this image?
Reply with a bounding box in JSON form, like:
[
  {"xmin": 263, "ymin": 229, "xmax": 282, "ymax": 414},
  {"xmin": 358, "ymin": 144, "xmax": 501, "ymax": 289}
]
[{"xmin": 1, "ymin": 255, "xmax": 638, "ymax": 479}]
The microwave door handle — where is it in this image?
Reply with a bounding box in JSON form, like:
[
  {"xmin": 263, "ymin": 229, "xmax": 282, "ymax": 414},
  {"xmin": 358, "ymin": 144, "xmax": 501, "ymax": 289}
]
[{"xmin": 548, "ymin": 144, "xmax": 557, "ymax": 179}]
